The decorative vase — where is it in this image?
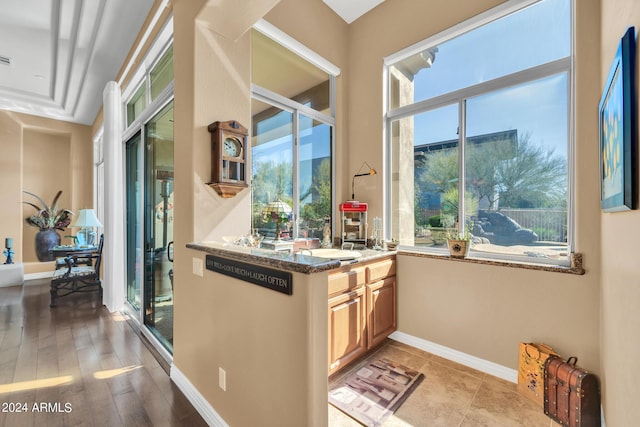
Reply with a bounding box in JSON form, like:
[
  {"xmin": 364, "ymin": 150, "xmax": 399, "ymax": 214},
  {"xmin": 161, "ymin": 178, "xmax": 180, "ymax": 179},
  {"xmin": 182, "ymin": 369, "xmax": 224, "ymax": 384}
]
[
  {"xmin": 447, "ymin": 239, "xmax": 470, "ymax": 258},
  {"xmin": 35, "ymin": 230, "xmax": 61, "ymax": 262}
]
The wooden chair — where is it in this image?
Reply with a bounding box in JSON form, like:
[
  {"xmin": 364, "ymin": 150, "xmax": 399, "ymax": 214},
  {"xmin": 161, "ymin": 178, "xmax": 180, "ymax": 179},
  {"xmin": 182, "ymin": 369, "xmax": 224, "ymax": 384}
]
[
  {"xmin": 54, "ymin": 249, "xmax": 96, "ymax": 270},
  {"xmin": 50, "ymin": 234, "xmax": 104, "ymax": 308}
]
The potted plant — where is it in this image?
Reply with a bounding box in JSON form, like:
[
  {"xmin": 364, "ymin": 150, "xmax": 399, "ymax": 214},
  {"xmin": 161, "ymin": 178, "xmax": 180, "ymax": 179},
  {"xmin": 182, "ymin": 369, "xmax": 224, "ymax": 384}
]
[
  {"xmin": 23, "ymin": 190, "xmax": 74, "ymax": 262},
  {"xmin": 446, "ymin": 225, "xmax": 472, "ymax": 258}
]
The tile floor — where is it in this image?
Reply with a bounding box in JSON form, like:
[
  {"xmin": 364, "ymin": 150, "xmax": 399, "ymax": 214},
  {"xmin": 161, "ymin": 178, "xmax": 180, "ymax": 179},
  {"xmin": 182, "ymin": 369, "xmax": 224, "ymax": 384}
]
[{"xmin": 329, "ymin": 339, "xmax": 560, "ymax": 427}]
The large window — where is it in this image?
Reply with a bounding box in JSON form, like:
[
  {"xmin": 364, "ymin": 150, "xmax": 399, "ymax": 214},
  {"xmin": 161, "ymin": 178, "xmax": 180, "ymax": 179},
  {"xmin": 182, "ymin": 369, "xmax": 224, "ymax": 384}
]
[
  {"xmin": 385, "ymin": 0, "xmax": 572, "ymax": 266},
  {"xmin": 251, "ymin": 25, "xmax": 337, "ymax": 240}
]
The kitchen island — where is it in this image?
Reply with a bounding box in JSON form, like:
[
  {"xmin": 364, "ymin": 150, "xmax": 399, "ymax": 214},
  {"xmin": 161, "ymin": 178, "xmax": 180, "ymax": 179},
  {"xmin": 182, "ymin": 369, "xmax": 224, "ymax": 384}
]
[{"xmin": 181, "ymin": 241, "xmax": 396, "ymax": 426}]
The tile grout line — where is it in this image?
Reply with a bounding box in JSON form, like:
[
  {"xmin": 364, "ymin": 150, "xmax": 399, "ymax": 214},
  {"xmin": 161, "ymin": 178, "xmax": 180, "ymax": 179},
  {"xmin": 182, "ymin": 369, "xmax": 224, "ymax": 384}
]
[{"xmin": 457, "ymin": 372, "xmax": 487, "ymax": 427}]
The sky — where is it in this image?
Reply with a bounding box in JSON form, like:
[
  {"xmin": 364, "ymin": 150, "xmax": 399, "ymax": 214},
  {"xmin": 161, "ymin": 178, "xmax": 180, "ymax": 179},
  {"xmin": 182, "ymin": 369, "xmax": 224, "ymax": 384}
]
[
  {"xmin": 407, "ymin": 0, "xmax": 571, "ymax": 158},
  {"xmin": 252, "ymin": 0, "xmax": 572, "ymax": 192}
]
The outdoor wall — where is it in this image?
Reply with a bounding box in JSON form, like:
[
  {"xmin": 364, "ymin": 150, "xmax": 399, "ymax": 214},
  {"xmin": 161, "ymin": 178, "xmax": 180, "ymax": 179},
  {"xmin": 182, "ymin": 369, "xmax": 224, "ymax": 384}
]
[
  {"xmin": 600, "ymin": 0, "xmax": 640, "ymax": 425},
  {"xmin": 347, "ymin": 0, "xmax": 602, "ymax": 375},
  {"xmin": 0, "ymin": 110, "xmax": 93, "ymax": 275}
]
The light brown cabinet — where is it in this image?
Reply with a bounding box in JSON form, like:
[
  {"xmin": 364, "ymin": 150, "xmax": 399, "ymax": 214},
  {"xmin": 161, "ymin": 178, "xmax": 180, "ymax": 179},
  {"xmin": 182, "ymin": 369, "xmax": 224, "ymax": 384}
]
[{"xmin": 328, "ymin": 255, "xmax": 396, "ymax": 375}]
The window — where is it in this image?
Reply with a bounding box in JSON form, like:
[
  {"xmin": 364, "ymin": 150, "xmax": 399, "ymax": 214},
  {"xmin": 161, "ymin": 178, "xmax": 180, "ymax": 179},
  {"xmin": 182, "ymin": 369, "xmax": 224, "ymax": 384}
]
[
  {"xmin": 251, "ymin": 25, "xmax": 338, "ymax": 240},
  {"xmin": 125, "ymin": 42, "xmax": 174, "ymax": 127},
  {"xmin": 385, "ymin": 0, "xmax": 572, "ymax": 266},
  {"xmin": 150, "ymin": 45, "xmax": 174, "ymax": 102},
  {"xmin": 126, "ymin": 83, "xmax": 146, "ymax": 127}
]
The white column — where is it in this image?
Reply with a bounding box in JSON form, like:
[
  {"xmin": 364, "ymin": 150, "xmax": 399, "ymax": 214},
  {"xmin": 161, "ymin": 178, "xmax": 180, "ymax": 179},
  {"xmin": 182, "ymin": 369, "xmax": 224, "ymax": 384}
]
[{"xmin": 102, "ymin": 81, "xmax": 125, "ymax": 312}]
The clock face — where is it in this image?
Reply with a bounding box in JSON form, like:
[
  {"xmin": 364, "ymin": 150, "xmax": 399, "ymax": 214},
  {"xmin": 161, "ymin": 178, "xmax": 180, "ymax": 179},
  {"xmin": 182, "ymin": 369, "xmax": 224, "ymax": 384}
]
[{"xmin": 223, "ymin": 137, "xmax": 242, "ymax": 157}]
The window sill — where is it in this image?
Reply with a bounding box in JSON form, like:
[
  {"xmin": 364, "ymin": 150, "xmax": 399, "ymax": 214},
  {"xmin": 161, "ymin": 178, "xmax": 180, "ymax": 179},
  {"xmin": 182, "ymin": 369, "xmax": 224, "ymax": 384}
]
[{"xmin": 397, "ymin": 250, "xmax": 585, "ymax": 275}]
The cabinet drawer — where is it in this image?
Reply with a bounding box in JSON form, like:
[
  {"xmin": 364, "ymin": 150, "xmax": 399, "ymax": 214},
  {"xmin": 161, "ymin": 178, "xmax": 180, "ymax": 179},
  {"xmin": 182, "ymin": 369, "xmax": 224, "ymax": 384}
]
[
  {"xmin": 366, "ymin": 258, "xmax": 396, "ymax": 282},
  {"xmin": 328, "ymin": 266, "xmax": 366, "ymax": 296}
]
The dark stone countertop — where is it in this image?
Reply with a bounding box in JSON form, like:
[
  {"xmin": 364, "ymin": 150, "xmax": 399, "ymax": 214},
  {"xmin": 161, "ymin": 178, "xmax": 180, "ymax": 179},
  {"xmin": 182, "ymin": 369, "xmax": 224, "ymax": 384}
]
[{"xmin": 186, "ymin": 241, "xmax": 396, "ymax": 275}]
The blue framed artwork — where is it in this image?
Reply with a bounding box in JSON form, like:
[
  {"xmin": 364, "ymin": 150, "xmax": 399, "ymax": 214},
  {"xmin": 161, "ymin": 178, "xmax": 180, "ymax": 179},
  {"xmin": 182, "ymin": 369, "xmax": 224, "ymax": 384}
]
[{"xmin": 599, "ymin": 27, "xmax": 637, "ymax": 212}]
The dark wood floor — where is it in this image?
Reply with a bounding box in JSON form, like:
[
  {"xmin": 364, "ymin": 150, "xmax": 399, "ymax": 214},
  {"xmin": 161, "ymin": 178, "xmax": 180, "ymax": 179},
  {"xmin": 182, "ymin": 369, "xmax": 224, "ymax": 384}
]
[{"xmin": 0, "ymin": 279, "xmax": 207, "ymax": 427}]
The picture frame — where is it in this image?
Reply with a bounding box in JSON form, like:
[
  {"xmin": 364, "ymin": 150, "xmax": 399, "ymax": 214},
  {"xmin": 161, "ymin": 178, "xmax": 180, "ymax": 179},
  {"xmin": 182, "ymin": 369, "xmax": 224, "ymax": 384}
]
[{"xmin": 599, "ymin": 27, "xmax": 637, "ymax": 212}]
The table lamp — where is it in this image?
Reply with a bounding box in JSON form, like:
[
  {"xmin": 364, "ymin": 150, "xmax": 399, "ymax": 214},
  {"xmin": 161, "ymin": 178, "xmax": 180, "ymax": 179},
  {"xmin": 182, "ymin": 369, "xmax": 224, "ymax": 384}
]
[
  {"xmin": 71, "ymin": 209, "xmax": 102, "ymax": 247},
  {"xmin": 262, "ymin": 199, "xmax": 292, "ymax": 241}
]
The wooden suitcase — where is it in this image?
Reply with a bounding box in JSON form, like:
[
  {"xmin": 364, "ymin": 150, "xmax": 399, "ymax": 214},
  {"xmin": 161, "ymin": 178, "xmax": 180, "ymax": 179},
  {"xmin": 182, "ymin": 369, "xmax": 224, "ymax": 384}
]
[{"xmin": 543, "ymin": 356, "xmax": 601, "ymax": 427}]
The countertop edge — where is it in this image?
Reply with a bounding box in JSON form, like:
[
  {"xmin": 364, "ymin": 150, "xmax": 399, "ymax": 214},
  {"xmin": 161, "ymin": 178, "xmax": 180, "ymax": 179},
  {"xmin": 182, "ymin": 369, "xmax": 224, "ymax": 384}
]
[
  {"xmin": 186, "ymin": 242, "xmax": 397, "ymax": 274},
  {"xmin": 186, "ymin": 242, "xmax": 340, "ymax": 274}
]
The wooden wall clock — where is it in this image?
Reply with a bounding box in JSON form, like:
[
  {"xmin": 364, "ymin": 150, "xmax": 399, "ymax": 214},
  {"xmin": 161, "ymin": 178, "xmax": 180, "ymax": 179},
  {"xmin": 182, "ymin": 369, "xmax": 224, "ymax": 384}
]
[{"xmin": 207, "ymin": 120, "xmax": 249, "ymax": 198}]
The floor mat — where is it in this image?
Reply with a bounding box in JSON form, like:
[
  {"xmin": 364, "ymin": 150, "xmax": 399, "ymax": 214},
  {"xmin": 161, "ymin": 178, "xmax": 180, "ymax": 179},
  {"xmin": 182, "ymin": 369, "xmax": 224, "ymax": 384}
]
[{"xmin": 329, "ymin": 357, "xmax": 424, "ymax": 426}]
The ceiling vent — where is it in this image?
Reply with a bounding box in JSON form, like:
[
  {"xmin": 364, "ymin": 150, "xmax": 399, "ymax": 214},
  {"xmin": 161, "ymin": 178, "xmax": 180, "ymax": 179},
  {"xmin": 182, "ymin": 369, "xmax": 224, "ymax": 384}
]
[{"xmin": 0, "ymin": 55, "xmax": 11, "ymax": 66}]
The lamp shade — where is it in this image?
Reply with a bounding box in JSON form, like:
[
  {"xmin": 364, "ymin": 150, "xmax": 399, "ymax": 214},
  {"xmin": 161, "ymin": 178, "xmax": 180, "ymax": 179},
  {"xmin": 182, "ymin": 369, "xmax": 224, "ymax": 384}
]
[
  {"xmin": 262, "ymin": 199, "xmax": 292, "ymax": 223},
  {"xmin": 71, "ymin": 209, "xmax": 103, "ymax": 228}
]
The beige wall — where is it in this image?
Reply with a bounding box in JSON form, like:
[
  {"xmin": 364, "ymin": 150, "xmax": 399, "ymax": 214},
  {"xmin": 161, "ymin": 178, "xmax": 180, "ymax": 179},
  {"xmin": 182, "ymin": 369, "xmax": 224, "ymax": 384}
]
[
  {"xmin": 0, "ymin": 112, "xmax": 23, "ymax": 266},
  {"xmin": 0, "ymin": 110, "xmax": 93, "ymax": 274},
  {"xmin": 171, "ymin": 0, "xmax": 346, "ymax": 425},
  {"xmin": 600, "ymin": 0, "xmax": 640, "ymax": 424},
  {"xmin": 347, "ymin": 0, "xmax": 603, "ymax": 374},
  {"xmin": 170, "ymin": 0, "xmax": 612, "ymax": 424},
  {"xmin": 6, "ymin": 0, "xmax": 632, "ymax": 424},
  {"xmin": 22, "ymin": 130, "xmax": 72, "ymax": 262}
]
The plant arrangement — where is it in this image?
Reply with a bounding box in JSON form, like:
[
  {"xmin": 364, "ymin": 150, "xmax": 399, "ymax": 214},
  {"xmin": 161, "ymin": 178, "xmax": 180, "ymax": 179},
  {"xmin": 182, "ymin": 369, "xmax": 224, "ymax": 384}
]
[
  {"xmin": 446, "ymin": 224, "xmax": 472, "ymax": 241},
  {"xmin": 446, "ymin": 223, "xmax": 473, "ymax": 258},
  {"xmin": 23, "ymin": 190, "xmax": 74, "ymax": 231}
]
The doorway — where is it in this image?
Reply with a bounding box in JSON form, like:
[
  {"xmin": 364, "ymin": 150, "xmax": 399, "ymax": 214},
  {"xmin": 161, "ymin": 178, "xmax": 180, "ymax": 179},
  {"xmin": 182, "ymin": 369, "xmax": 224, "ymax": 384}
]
[{"xmin": 125, "ymin": 100, "xmax": 174, "ymax": 352}]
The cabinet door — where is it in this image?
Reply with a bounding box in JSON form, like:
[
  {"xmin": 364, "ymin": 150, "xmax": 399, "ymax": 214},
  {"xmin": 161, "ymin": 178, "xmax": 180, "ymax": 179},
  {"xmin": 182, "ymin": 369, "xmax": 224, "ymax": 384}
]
[
  {"xmin": 328, "ymin": 287, "xmax": 367, "ymax": 375},
  {"xmin": 367, "ymin": 277, "xmax": 396, "ymax": 349}
]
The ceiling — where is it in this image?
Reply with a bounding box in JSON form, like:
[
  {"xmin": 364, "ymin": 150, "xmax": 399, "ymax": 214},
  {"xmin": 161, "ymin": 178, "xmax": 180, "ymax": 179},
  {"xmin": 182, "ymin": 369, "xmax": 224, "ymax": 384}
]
[
  {"xmin": 0, "ymin": 0, "xmax": 154, "ymax": 125},
  {"xmin": 322, "ymin": 0, "xmax": 385, "ymax": 24},
  {"xmin": 0, "ymin": 0, "xmax": 382, "ymax": 126}
]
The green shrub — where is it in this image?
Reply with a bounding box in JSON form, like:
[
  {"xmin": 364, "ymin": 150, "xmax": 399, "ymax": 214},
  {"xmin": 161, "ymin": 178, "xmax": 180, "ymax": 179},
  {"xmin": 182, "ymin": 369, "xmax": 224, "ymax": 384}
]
[{"xmin": 428, "ymin": 215, "xmax": 442, "ymax": 228}]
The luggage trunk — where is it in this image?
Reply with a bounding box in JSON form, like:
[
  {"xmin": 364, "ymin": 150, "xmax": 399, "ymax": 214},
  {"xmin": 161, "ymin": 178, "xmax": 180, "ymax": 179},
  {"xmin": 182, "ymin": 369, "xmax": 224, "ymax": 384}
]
[{"xmin": 543, "ymin": 356, "xmax": 601, "ymax": 427}]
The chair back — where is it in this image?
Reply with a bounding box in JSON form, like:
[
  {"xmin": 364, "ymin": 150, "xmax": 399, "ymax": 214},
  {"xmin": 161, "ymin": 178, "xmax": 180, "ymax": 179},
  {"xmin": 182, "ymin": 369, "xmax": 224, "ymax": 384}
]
[{"xmin": 93, "ymin": 234, "xmax": 104, "ymax": 277}]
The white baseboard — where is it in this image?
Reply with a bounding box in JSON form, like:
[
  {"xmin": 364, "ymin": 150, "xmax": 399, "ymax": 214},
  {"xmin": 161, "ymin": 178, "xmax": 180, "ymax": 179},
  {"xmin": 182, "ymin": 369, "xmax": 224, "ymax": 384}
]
[
  {"xmin": 389, "ymin": 331, "xmax": 518, "ymax": 383},
  {"xmin": 170, "ymin": 364, "xmax": 229, "ymax": 427},
  {"xmin": 24, "ymin": 271, "xmax": 53, "ymax": 282},
  {"xmin": 0, "ymin": 263, "xmax": 23, "ymax": 287}
]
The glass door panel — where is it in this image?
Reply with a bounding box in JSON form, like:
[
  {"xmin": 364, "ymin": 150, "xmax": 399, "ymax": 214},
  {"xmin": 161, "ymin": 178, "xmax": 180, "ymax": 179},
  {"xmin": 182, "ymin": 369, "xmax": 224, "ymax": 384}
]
[
  {"xmin": 251, "ymin": 98, "xmax": 294, "ymax": 239},
  {"xmin": 143, "ymin": 101, "xmax": 174, "ymax": 351},
  {"xmin": 126, "ymin": 133, "xmax": 142, "ymax": 311},
  {"xmin": 298, "ymin": 115, "xmax": 332, "ymax": 239},
  {"xmin": 391, "ymin": 103, "xmax": 459, "ymax": 245}
]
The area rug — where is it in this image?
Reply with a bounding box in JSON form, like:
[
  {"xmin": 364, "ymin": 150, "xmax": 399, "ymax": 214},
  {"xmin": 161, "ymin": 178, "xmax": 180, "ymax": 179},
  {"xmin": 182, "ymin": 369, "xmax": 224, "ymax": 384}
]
[{"xmin": 329, "ymin": 358, "xmax": 424, "ymax": 426}]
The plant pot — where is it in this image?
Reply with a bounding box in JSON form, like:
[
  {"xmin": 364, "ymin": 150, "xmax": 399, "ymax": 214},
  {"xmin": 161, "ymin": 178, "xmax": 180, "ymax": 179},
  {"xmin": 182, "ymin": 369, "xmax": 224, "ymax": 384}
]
[
  {"xmin": 447, "ymin": 239, "xmax": 470, "ymax": 258},
  {"xmin": 35, "ymin": 230, "xmax": 61, "ymax": 262}
]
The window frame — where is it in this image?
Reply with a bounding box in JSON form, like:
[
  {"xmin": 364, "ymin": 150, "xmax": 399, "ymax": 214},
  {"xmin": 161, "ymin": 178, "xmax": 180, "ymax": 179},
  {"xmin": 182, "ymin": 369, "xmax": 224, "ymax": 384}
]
[
  {"xmin": 383, "ymin": 0, "xmax": 575, "ymax": 267},
  {"xmin": 122, "ymin": 17, "xmax": 174, "ymax": 133},
  {"xmin": 251, "ymin": 21, "xmax": 340, "ymax": 240}
]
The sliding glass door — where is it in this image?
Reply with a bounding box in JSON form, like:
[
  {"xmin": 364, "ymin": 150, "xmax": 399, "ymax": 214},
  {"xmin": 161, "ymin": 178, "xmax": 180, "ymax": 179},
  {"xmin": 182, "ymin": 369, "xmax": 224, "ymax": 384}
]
[
  {"xmin": 125, "ymin": 100, "xmax": 174, "ymax": 352},
  {"xmin": 143, "ymin": 101, "xmax": 174, "ymax": 349}
]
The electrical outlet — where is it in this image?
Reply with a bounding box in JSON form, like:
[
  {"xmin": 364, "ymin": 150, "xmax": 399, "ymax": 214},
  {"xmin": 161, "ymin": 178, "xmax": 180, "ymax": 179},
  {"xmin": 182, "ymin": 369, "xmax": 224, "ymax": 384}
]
[
  {"xmin": 193, "ymin": 257, "xmax": 204, "ymax": 277},
  {"xmin": 219, "ymin": 367, "xmax": 226, "ymax": 391}
]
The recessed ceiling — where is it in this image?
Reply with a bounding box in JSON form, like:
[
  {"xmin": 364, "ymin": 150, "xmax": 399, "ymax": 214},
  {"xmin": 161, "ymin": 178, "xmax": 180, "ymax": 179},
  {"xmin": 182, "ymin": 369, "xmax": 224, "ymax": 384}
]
[
  {"xmin": 0, "ymin": 0, "xmax": 155, "ymax": 125},
  {"xmin": 322, "ymin": 0, "xmax": 385, "ymax": 24}
]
